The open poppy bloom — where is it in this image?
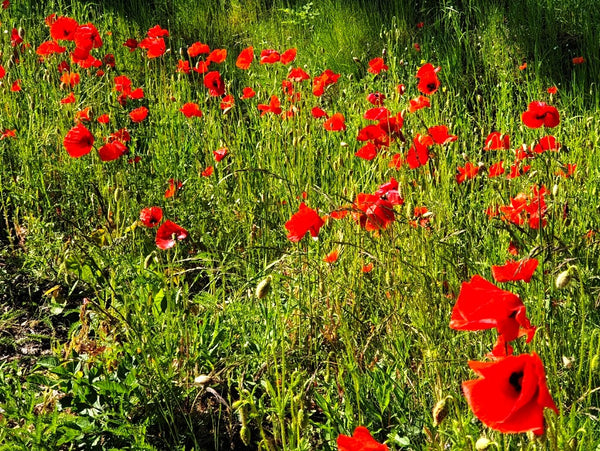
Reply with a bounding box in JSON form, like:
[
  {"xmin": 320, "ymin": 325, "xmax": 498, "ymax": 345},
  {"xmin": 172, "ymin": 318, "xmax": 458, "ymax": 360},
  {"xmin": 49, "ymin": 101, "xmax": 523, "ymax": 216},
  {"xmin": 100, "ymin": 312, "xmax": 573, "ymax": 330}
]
[
  {"xmin": 521, "ymin": 101, "xmax": 560, "ymax": 128},
  {"xmin": 462, "ymin": 353, "xmax": 558, "ymax": 435},
  {"xmin": 50, "ymin": 16, "xmax": 79, "ymax": 41},
  {"xmin": 352, "ymin": 193, "xmax": 395, "ymax": 232},
  {"xmin": 164, "ymin": 178, "xmax": 182, "ymax": 198},
  {"xmin": 97, "ymin": 140, "xmax": 127, "ymax": 161},
  {"xmin": 213, "ymin": 147, "xmax": 228, "ymax": 162},
  {"xmin": 323, "ymin": 249, "xmax": 339, "ymax": 264},
  {"xmin": 207, "ymin": 48, "xmax": 227, "ymax": 64},
  {"xmin": 188, "ymin": 41, "xmax": 210, "ymax": 57},
  {"xmin": 63, "ymin": 124, "xmax": 94, "ymax": 157},
  {"xmin": 37, "ymin": 40, "xmax": 67, "ymax": 57},
  {"xmin": 258, "ymin": 95, "xmax": 282, "ymax": 116},
  {"xmin": 180, "ymin": 102, "xmax": 202, "ymax": 118},
  {"xmin": 285, "ymin": 203, "xmax": 324, "ymax": 242},
  {"xmin": 139, "ymin": 206, "xmax": 163, "ymax": 227},
  {"xmin": 311, "ymin": 107, "xmax": 328, "ymax": 119},
  {"xmin": 484, "ymin": 132, "xmax": 510, "ymax": 150},
  {"xmin": 129, "ymin": 106, "xmax": 149, "ymax": 123},
  {"xmin": 288, "ymin": 67, "xmax": 310, "ymax": 82},
  {"xmin": 241, "ymin": 87, "xmax": 256, "ymax": 99},
  {"xmin": 312, "ymin": 69, "xmax": 340, "ymax": 96},
  {"xmin": 367, "ymin": 57, "xmax": 388, "ymax": 74},
  {"xmin": 155, "ymin": 220, "xmax": 188, "ymax": 250},
  {"xmin": 203, "ymin": 71, "xmax": 225, "ymax": 96},
  {"xmin": 450, "ymin": 275, "xmax": 536, "ymax": 355},
  {"xmin": 416, "ymin": 63, "xmax": 441, "ymax": 95},
  {"xmin": 488, "ymin": 160, "xmax": 505, "ymax": 178},
  {"xmin": 406, "ymin": 134, "xmax": 431, "ymax": 169},
  {"xmin": 260, "ymin": 49, "xmax": 280, "ymax": 64},
  {"xmin": 408, "ymin": 95, "xmax": 430, "ymax": 113},
  {"xmin": 337, "ymin": 426, "xmax": 388, "ymax": 451},
  {"xmin": 324, "ymin": 113, "xmax": 346, "ymax": 131},
  {"xmin": 491, "ymin": 258, "xmax": 539, "ymax": 283},
  {"xmin": 456, "ymin": 162, "xmax": 480, "ymax": 184},
  {"xmin": 428, "ymin": 125, "xmax": 457, "ymax": 145},
  {"xmin": 355, "ymin": 142, "xmax": 378, "ymax": 160},
  {"xmin": 236, "ymin": 46, "xmax": 254, "ymax": 69},
  {"xmin": 280, "ymin": 48, "xmax": 297, "ymax": 65},
  {"xmin": 532, "ymin": 135, "xmax": 560, "ymax": 154}
]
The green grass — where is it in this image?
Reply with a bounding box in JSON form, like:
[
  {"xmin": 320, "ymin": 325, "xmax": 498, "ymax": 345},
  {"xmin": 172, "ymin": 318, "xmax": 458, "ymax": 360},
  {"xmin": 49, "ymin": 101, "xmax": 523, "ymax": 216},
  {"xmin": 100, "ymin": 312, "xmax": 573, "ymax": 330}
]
[{"xmin": 0, "ymin": 0, "xmax": 599, "ymax": 449}]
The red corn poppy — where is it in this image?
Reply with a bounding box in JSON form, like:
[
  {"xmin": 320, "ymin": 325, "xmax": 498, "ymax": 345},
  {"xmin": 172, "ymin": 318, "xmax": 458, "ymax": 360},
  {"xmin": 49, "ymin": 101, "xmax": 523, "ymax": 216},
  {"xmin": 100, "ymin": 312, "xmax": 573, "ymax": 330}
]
[
  {"xmin": 63, "ymin": 124, "xmax": 94, "ymax": 157},
  {"xmin": 428, "ymin": 125, "xmax": 457, "ymax": 144},
  {"xmin": 11, "ymin": 80, "xmax": 21, "ymax": 92},
  {"xmin": 138, "ymin": 36, "xmax": 166, "ymax": 59},
  {"xmin": 556, "ymin": 163, "xmax": 576, "ymax": 178},
  {"xmin": 280, "ymin": 48, "xmax": 297, "ymax": 65},
  {"xmin": 139, "ymin": 206, "xmax": 163, "ymax": 227},
  {"xmin": 203, "ymin": 71, "xmax": 225, "ymax": 96},
  {"xmin": 352, "ymin": 193, "xmax": 395, "ymax": 232},
  {"xmin": 366, "ymin": 92, "xmax": 385, "ymax": 106},
  {"xmin": 60, "ymin": 71, "xmax": 80, "ymax": 88},
  {"xmin": 408, "ymin": 95, "xmax": 430, "ymax": 113},
  {"xmin": 337, "ymin": 426, "xmax": 388, "ymax": 451},
  {"xmin": 521, "ymin": 101, "xmax": 560, "ymax": 128},
  {"xmin": 50, "ymin": 16, "xmax": 78, "ymax": 41},
  {"xmin": 97, "ymin": 114, "xmax": 110, "ymax": 124},
  {"xmin": 236, "ymin": 46, "xmax": 254, "ymax": 69},
  {"xmin": 207, "ymin": 48, "xmax": 227, "ymax": 64},
  {"xmin": 147, "ymin": 25, "xmax": 169, "ymax": 38},
  {"xmin": 449, "ymin": 274, "xmax": 536, "ymax": 349},
  {"xmin": 129, "ymin": 106, "xmax": 148, "ymax": 123},
  {"xmin": 156, "ymin": 220, "xmax": 188, "ymax": 250},
  {"xmin": 213, "ymin": 147, "xmax": 228, "ymax": 162},
  {"xmin": 258, "ymin": 95, "xmax": 282, "ymax": 116},
  {"xmin": 462, "ymin": 353, "xmax": 558, "ymax": 435},
  {"xmin": 201, "ymin": 166, "xmax": 214, "ymax": 177},
  {"xmin": 572, "ymin": 56, "xmax": 585, "ymax": 64},
  {"xmin": 164, "ymin": 178, "xmax": 182, "ymax": 198},
  {"xmin": 323, "ymin": 249, "xmax": 339, "ymax": 264},
  {"xmin": 311, "ymin": 107, "xmax": 328, "ymax": 119},
  {"xmin": 10, "ymin": 28, "xmax": 23, "ymax": 47},
  {"xmin": 361, "ymin": 263, "xmax": 374, "ymax": 273},
  {"xmin": 547, "ymin": 86, "xmax": 557, "ymax": 95},
  {"xmin": 61, "ymin": 92, "xmax": 76, "ymax": 104},
  {"xmin": 324, "ymin": 113, "xmax": 346, "ymax": 131},
  {"xmin": 0, "ymin": 129, "xmax": 15, "ymax": 140},
  {"xmin": 285, "ymin": 203, "xmax": 324, "ymax": 242},
  {"xmin": 123, "ymin": 38, "xmax": 138, "ymax": 51},
  {"xmin": 288, "ymin": 67, "xmax": 310, "ymax": 82},
  {"xmin": 241, "ymin": 87, "xmax": 256, "ymax": 99},
  {"xmin": 180, "ymin": 102, "xmax": 202, "ymax": 118},
  {"xmin": 406, "ymin": 134, "xmax": 430, "ymax": 169},
  {"xmin": 364, "ymin": 107, "xmax": 390, "ymax": 121},
  {"xmin": 177, "ymin": 60, "xmax": 190, "ymax": 73},
  {"xmin": 312, "ymin": 69, "xmax": 340, "ymax": 96},
  {"xmin": 188, "ymin": 41, "xmax": 210, "ymax": 57},
  {"xmin": 416, "ymin": 63, "xmax": 441, "ymax": 95},
  {"xmin": 367, "ymin": 57, "xmax": 388, "ymax": 74},
  {"xmin": 492, "ymin": 258, "xmax": 539, "ymax": 283},
  {"xmin": 36, "ymin": 40, "xmax": 67, "ymax": 57},
  {"xmin": 260, "ymin": 49, "xmax": 280, "ymax": 64},
  {"xmin": 488, "ymin": 161, "xmax": 505, "ymax": 178},
  {"xmin": 484, "ymin": 132, "xmax": 510, "ymax": 150},
  {"xmin": 456, "ymin": 162, "xmax": 480, "ymax": 184},
  {"xmin": 220, "ymin": 94, "xmax": 235, "ymax": 111},
  {"xmin": 97, "ymin": 140, "xmax": 127, "ymax": 161},
  {"xmin": 532, "ymin": 135, "xmax": 559, "ymax": 154},
  {"xmin": 355, "ymin": 142, "xmax": 378, "ymax": 160}
]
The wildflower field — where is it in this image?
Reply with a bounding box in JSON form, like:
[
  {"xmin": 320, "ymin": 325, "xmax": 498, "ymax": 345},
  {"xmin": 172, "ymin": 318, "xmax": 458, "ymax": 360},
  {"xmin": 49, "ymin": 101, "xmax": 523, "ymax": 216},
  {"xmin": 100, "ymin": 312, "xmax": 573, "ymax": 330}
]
[{"xmin": 0, "ymin": 0, "xmax": 599, "ymax": 449}]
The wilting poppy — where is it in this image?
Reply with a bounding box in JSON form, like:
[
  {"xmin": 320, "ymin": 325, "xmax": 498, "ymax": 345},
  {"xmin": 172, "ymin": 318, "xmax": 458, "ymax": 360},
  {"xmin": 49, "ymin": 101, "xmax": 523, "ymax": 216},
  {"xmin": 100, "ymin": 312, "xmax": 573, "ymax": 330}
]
[
  {"xmin": 337, "ymin": 426, "xmax": 388, "ymax": 451},
  {"xmin": 63, "ymin": 124, "xmax": 94, "ymax": 157},
  {"xmin": 180, "ymin": 102, "xmax": 202, "ymax": 118},
  {"xmin": 416, "ymin": 63, "xmax": 441, "ymax": 95},
  {"xmin": 203, "ymin": 71, "xmax": 225, "ymax": 97},
  {"xmin": 188, "ymin": 41, "xmax": 210, "ymax": 57},
  {"xmin": 236, "ymin": 46, "xmax": 254, "ymax": 69},
  {"xmin": 449, "ymin": 274, "xmax": 536, "ymax": 352},
  {"xmin": 139, "ymin": 206, "xmax": 163, "ymax": 227},
  {"xmin": 462, "ymin": 353, "xmax": 558, "ymax": 435},
  {"xmin": 280, "ymin": 48, "xmax": 297, "ymax": 65},
  {"xmin": 156, "ymin": 220, "xmax": 188, "ymax": 250},
  {"xmin": 367, "ymin": 57, "xmax": 388, "ymax": 74},
  {"xmin": 492, "ymin": 258, "xmax": 539, "ymax": 283},
  {"xmin": 324, "ymin": 113, "xmax": 346, "ymax": 131},
  {"xmin": 285, "ymin": 203, "xmax": 324, "ymax": 242},
  {"xmin": 521, "ymin": 101, "xmax": 560, "ymax": 128},
  {"xmin": 129, "ymin": 106, "xmax": 148, "ymax": 123}
]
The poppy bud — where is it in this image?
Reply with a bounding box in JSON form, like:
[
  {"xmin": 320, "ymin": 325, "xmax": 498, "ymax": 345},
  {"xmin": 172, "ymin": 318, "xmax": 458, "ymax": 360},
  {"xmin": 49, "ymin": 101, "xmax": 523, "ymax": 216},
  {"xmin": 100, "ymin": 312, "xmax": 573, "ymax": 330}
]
[
  {"xmin": 591, "ymin": 354, "xmax": 599, "ymax": 371},
  {"xmin": 562, "ymin": 356, "xmax": 574, "ymax": 369},
  {"xmin": 255, "ymin": 275, "xmax": 272, "ymax": 299},
  {"xmin": 475, "ymin": 437, "xmax": 492, "ymax": 450},
  {"xmin": 240, "ymin": 426, "xmax": 251, "ymax": 446},
  {"xmin": 193, "ymin": 374, "xmax": 212, "ymax": 385},
  {"xmin": 432, "ymin": 395, "xmax": 452, "ymax": 426},
  {"xmin": 552, "ymin": 184, "xmax": 559, "ymax": 197},
  {"xmin": 555, "ymin": 268, "xmax": 572, "ymax": 289},
  {"xmin": 340, "ymin": 141, "xmax": 349, "ymax": 148}
]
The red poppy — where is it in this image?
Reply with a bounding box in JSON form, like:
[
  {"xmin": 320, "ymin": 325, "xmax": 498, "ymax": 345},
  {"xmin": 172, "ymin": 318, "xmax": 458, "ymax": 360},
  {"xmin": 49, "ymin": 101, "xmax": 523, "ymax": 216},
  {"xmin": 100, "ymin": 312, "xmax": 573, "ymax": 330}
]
[
  {"xmin": 207, "ymin": 48, "xmax": 227, "ymax": 64},
  {"xmin": 375, "ymin": 178, "xmax": 404, "ymax": 205},
  {"xmin": 236, "ymin": 46, "xmax": 254, "ymax": 69},
  {"xmin": 408, "ymin": 95, "xmax": 430, "ymax": 113},
  {"xmin": 97, "ymin": 114, "xmax": 110, "ymax": 124},
  {"xmin": 61, "ymin": 92, "xmax": 76, "ymax": 104},
  {"xmin": 556, "ymin": 163, "xmax": 576, "ymax": 178},
  {"xmin": 285, "ymin": 203, "xmax": 324, "ymax": 242},
  {"xmin": 110, "ymin": 128, "xmax": 131, "ymax": 143},
  {"xmin": 203, "ymin": 71, "xmax": 225, "ymax": 96},
  {"xmin": 366, "ymin": 92, "xmax": 385, "ymax": 106},
  {"xmin": 416, "ymin": 63, "xmax": 441, "ymax": 95},
  {"xmin": 521, "ymin": 101, "xmax": 560, "ymax": 128},
  {"xmin": 449, "ymin": 274, "xmax": 536, "ymax": 350},
  {"xmin": 572, "ymin": 56, "xmax": 585, "ymax": 65},
  {"xmin": 213, "ymin": 147, "xmax": 228, "ymax": 162},
  {"xmin": 337, "ymin": 426, "xmax": 388, "ymax": 451},
  {"xmin": 177, "ymin": 60, "xmax": 191, "ymax": 73},
  {"xmin": 123, "ymin": 38, "xmax": 138, "ymax": 51},
  {"xmin": 50, "ymin": 16, "xmax": 78, "ymax": 41},
  {"xmin": 547, "ymin": 86, "xmax": 557, "ymax": 95},
  {"xmin": 63, "ymin": 124, "xmax": 94, "ymax": 157},
  {"xmin": 0, "ymin": 65, "xmax": 5, "ymax": 79},
  {"xmin": 397, "ymin": 84, "xmax": 406, "ymax": 95},
  {"xmin": 519, "ymin": 62, "xmax": 527, "ymax": 70},
  {"xmin": 188, "ymin": 41, "xmax": 210, "ymax": 57},
  {"xmin": 406, "ymin": 134, "xmax": 430, "ymax": 169},
  {"xmin": 260, "ymin": 49, "xmax": 280, "ymax": 64},
  {"xmin": 155, "ymin": 220, "xmax": 188, "ymax": 250},
  {"xmin": 388, "ymin": 153, "xmax": 403, "ymax": 169},
  {"xmin": 0, "ymin": 129, "xmax": 15, "ymax": 140},
  {"xmin": 139, "ymin": 206, "xmax": 163, "ymax": 227},
  {"xmin": 367, "ymin": 57, "xmax": 388, "ymax": 74},
  {"xmin": 164, "ymin": 178, "xmax": 182, "ymax": 198},
  {"xmin": 410, "ymin": 206, "xmax": 432, "ymax": 228},
  {"xmin": 180, "ymin": 102, "xmax": 202, "ymax": 118},
  {"xmin": 258, "ymin": 95, "xmax": 282, "ymax": 116},
  {"xmin": 312, "ymin": 69, "xmax": 340, "ymax": 96},
  {"xmin": 428, "ymin": 125, "xmax": 457, "ymax": 144},
  {"xmin": 129, "ymin": 88, "xmax": 144, "ymax": 99},
  {"xmin": 413, "ymin": 43, "xmax": 421, "ymax": 51},
  {"xmin": 60, "ymin": 71, "xmax": 80, "ymax": 88},
  {"xmin": 241, "ymin": 87, "xmax": 256, "ymax": 99},
  {"xmin": 484, "ymin": 132, "xmax": 510, "ymax": 150},
  {"xmin": 361, "ymin": 263, "xmax": 374, "ymax": 273},
  {"xmin": 355, "ymin": 142, "xmax": 378, "ymax": 160},
  {"xmin": 324, "ymin": 113, "xmax": 346, "ymax": 131},
  {"xmin": 129, "ymin": 106, "xmax": 148, "ymax": 123},
  {"xmin": 147, "ymin": 25, "xmax": 169, "ymax": 38},
  {"xmin": 220, "ymin": 94, "xmax": 235, "ymax": 111},
  {"xmin": 492, "ymin": 258, "xmax": 539, "ymax": 283},
  {"xmin": 352, "ymin": 193, "xmax": 395, "ymax": 232},
  {"xmin": 201, "ymin": 166, "xmax": 214, "ymax": 177},
  {"xmin": 97, "ymin": 140, "xmax": 127, "ymax": 161},
  {"xmin": 456, "ymin": 162, "xmax": 480, "ymax": 184},
  {"xmin": 532, "ymin": 135, "xmax": 559, "ymax": 154},
  {"xmin": 36, "ymin": 40, "xmax": 66, "ymax": 57},
  {"xmin": 138, "ymin": 36, "xmax": 166, "ymax": 59},
  {"xmin": 73, "ymin": 23, "xmax": 102, "ymax": 56},
  {"xmin": 462, "ymin": 353, "xmax": 558, "ymax": 435},
  {"xmin": 288, "ymin": 67, "xmax": 310, "ymax": 82},
  {"xmin": 364, "ymin": 107, "xmax": 390, "ymax": 121},
  {"xmin": 11, "ymin": 80, "xmax": 21, "ymax": 92},
  {"xmin": 280, "ymin": 48, "xmax": 297, "ymax": 64},
  {"xmin": 488, "ymin": 161, "xmax": 505, "ymax": 178},
  {"xmin": 323, "ymin": 249, "xmax": 339, "ymax": 264},
  {"xmin": 10, "ymin": 28, "xmax": 23, "ymax": 47},
  {"xmin": 311, "ymin": 107, "xmax": 328, "ymax": 119}
]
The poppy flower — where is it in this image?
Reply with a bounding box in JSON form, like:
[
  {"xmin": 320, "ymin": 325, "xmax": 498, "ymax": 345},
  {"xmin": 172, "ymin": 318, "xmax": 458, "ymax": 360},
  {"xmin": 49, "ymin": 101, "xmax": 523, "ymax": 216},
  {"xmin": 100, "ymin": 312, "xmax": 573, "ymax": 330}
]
[
  {"xmin": 312, "ymin": 69, "xmax": 340, "ymax": 96},
  {"xmin": 556, "ymin": 163, "xmax": 576, "ymax": 178},
  {"xmin": 484, "ymin": 132, "xmax": 510, "ymax": 151},
  {"xmin": 397, "ymin": 84, "xmax": 406, "ymax": 95},
  {"xmin": 0, "ymin": 65, "xmax": 5, "ymax": 79},
  {"xmin": 74, "ymin": 106, "xmax": 89, "ymax": 122},
  {"xmin": 258, "ymin": 95, "xmax": 282, "ymax": 116},
  {"xmin": 521, "ymin": 101, "xmax": 560, "ymax": 128},
  {"xmin": 367, "ymin": 57, "xmax": 388, "ymax": 74},
  {"xmin": 355, "ymin": 142, "xmax": 378, "ymax": 160},
  {"xmin": 260, "ymin": 49, "xmax": 280, "ymax": 64},
  {"xmin": 492, "ymin": 258, "xmax": 539, "ymax": 283},
  {"xmin": 97, "ymin": 140, "xmax": 127, "ymax": 161},
  {"xmin": 449, "ymin": 274, "xmax": 536, "ymax": 349},
  {"xmin": 280, "ymin": 48, "xmax": 297, "ymax": 64},
  {"xmin": 406, "ymin": 135, "xmax": 430, "ymax": 169},
  {"xmin": 408, "ymin": 95, "xmax": 430, "ymax": 113},
  {"xmin": 410, "ymin": 206, "xmax": 432, "ymax": 228},
  {"xmin": 311, "ymin": 107, "xmax": 328, "ymax": 119},
  {"xmin": 11, "ymin": 80, "xmax": 21, "ymax": 92},
  {"xmin": 416, "ymin": 63, "xmax": 441, "ymax": 95},
  {"xmin": 155, "ymin": 220, "xmax": 188, "ymax": 250},
  {"xmin": 110, "ymin": 128, "xmax": 131, "ymax": 143},
  {"xmin": 61, "ymin": 92, "xmax": 76, "ymax": 104},
  {"xmin": 203, "ymin": 71, "xmax": 225, "ymax": 96},
  {"xmin": 0, "ymin": 129, "xmax": 15, "ymax": 140},
  {"xmin": 519, "ymin": 62, "xmax": 527, "ymax": 70},
  {"xmin": 323, "ymin": 249, "xmax": 339, "ymax": 264},
  {"xmin": 364, "ymin": 107, "xmax": 390, "ymax": 121},
  {"xmin": 388, "ymin": 153, "xmax": 403, "ymax": 169},
  {"xmin": 123, "ymin": 38, "xmax": 138, "ymax": 51},
  {"xmin": 547, "ymin": 86, "xmax": 557, "ymax": 95},
  {"xmin": 36, "ymin": 40, "xmax": 67, "ymax": 57},
  {"xmin": 375, "ymin": 178, "xmax": 404, "ymax": 206},
  {"xmin": 129, "ymin": 88, "xmax": 144, "ymax": 99},
  {"xmin": 462, "ymin": 353, "xmax": 558, "ymax": 435},
  {"xmin": 366, "ymin": 92, "xmax": 385, "ymax": 106},
  {"xmin": 164, "ymin": 178, "xmax": 182, "ymax": 198},
  {"xmin": 129, "ymin": 106, "xmax": 148, "ymax": 123},
  {"xmin": 236, "ymin": 46, "xmax": 254, "ymax": 69},
  {"xmin": 201, "ymin": 166, "xmax": 214, "ymax": 177},
  {"xmin": 361, "ymin": 263, "xmax": 374, "ymax": 273},
  {"xmin": 532, "ymin": 135, "xmax": 559, "ymax": 154},
  {"xmin": 138, "ymin": 36, "xmax": 166, "ymax": 59},
  {"xmin": 456, "ymin": 162, "xmax": 480, "ymax": 184},
  {"xmin": 180, "ymin": 102, "xmax": 202, "ymax": 118},
  {"xmin": 10, "ymin": 28, "xmax": 23, "ymax": 47},
  {"xmin": 50, "ymin": 16, "xmax": 78, "ymax": 41},
  {"xmin": 353, "ymin": 193, "xmax": 395, "ymax": 232},
  {"xmin": 428, "ymin": 125, "xmax": 457, "ymax": 144},
  {"xmin": 241, "ymin": 87, "xmax": 256, "ymax": 99},
  {"xmin": 60, "ymin": 71, "xmax": 80, "ymax": 88},
  {"xmin": 139, "ymin": 206, "xmax": 163, "ymax": 227},
  {"xmin": 207, "ymin": 48, "xmax": 227, "ymax": 64},
  {"xmin": 288, "ymin": 67, "xmax": 310, "ymax": 82},
  {"xmin": 63, "ymin": 124, "xmax": 94, "ymax": 158},
  {"xmin": 73, "ymin": 23, "xmax": 102, "ymax": 55},
  {"xmin": 188, "ymin": 41, "xmax": 210, "ymax": 57},
  {"xmin": 220, "ymin": 94, "xmax": 235, "ymax": 111},
  {"xmin": 213, "ymin": 147, "xmax": 228, "ymax": 162},
  {"xmin": 488, "ymin": 161, "xmax": 505, "ymax": 178},
  {"xmin": 147, "ymin": 24, "xmax": 169, "ymax": 38},
  {"xmin": 177, "ymin": 59, "xmax": 191, "ymax": 73},
  {"xmin": 97, "ymin": 114, "xmax": 110, "ymax": 124},
  {"xmin": 285, "ymin": 203, "xmax": 324, "ymax": 242},
  {"xmin": 324, "ymin": 113, "xmax": 346, "ymax": 131},
  {"xmin": 572, "ymin": 56, "xmax": 585, "ymax": 65},
  {"xmin": 337, "ymin": 426, "xmax": 388, "ymax": 451}
]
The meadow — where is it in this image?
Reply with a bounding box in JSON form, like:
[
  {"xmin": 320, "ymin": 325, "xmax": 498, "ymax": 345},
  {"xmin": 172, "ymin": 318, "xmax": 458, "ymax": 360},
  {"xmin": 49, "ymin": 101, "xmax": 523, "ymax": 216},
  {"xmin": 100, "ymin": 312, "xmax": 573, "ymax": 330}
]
[{"xmin": 0, "ymin": 0, "xmax": 599, "ymax": 449}]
